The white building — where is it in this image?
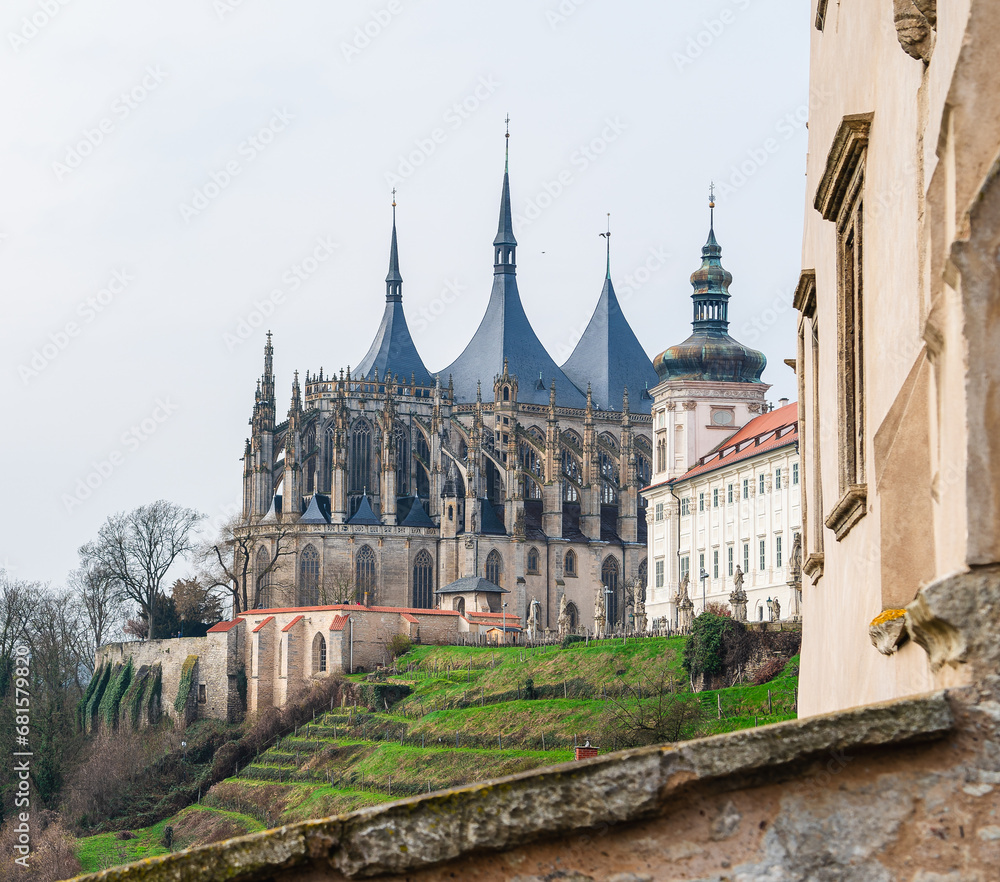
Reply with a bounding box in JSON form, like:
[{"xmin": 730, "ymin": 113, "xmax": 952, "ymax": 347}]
[
  {"xmin": 640, "ymin": 208, "xmax": 801, "ymax": 626},
  {"xmin": 644, "ymin": 404, "xmax": 801, "ymax": 626}
]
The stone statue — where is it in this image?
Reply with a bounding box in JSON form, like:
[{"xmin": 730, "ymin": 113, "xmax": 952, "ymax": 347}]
[
  {"xmin": 634, "ymin": 597, "xmax": 647, "ymax": 633},
  {"xmin": 729, "ymin": 565, "xmax": 749, "ymax": 623},
  {"xmin": 787, "ymin": 532, "xmax": 803, "ymax": 619},
  {"xmin": 678, "ymin": 573, "xmax": 695, "ymax": 632},
  {"xmin": 527, "ymin": 598, "xmax": 541, "ymax": 640},
  {"xmin": 594, "ymin": 587, "xmax": 606, "ymax": 638},
  {"xmin": 772, "ymin": 596, "xmax": 781, "ymax": 622},
  {"xmin": 557, "ymin": 594, "xmax": 571, "ymax": 638}
]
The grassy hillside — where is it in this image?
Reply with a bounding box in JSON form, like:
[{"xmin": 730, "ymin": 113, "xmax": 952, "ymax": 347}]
[{"xmin": 70, "ymin": 636, "xmax": 799, "ymax": 875}]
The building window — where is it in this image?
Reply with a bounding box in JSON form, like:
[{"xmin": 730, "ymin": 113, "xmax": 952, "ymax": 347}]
[
  {"xmin": 255, "ymin": 546, "xmax": 272, "ymax": 609},
  {"xmin": 699, "ymin": 552, "xmax": 705, "ymax": 577},
  {"xmin": 526, "ymin": 547, "xmax": 540, "ymax": 574},
  {"xmin": 656, "ymin": 438, "xmax": 666, "ymax": 472},
  {"xmin": 759, "ymin": 474, "xmax": 766, "ymax": 495},
  {"xmin": 713, "ymin": 488, "xmax": 719, "ymax": 508},
  {"xmin": 681, "ymin": 498, "xmax": 691, "ymax": 516},
  {"xmin": 699, "ymin": 493, "xmax": 705, "ymax": 512},
  {"xmin": 313, "ymin": 632, "xmax": 327, "ymax": 673},
  {"xmin": 743, "ymin": 543, "xmax": 750, "ymax": 574},
  {"xmin": 485, "ymin": 550, "xmax": 503, "ymax": 586},
  {"xmin": 713, "ymin": 549, "xmax": 719, "ymax": 579},
  {"xmin": 728, "ymin": 546, "xmax": 734, "ymax": 576},
  {"xmin": 565, "ymin": 602, "xmax": 579, "ymax": 630},
  {"xmin": 356, "ymin": 545, "xmax": 376, "ymax": 604},
  {"xmin": 601, "ymin": 556, "xmax": 621, "ymax": 626},
  {"xmin": 727, "ymin": 484, "xmax": 734, "ymax": 504},
  {"xmin": 654, "ymin": 502, "xmax": 664, "ymax": 522},
  {"xmin": 793, "ymin": 462, "xmax": 799, "ymax": 485},
  {"xmin": 348, "ymin": 418, "xmax": 373, "ymax": 494},
  {"xmin": 759, "ymin": 539, "xmax": 766, "ymax": 571},
  {"xmin": 776, "ymin": 535, "xmax": 783, "ymax": 569},
  {"xmin": 680, "ymin": 556, "xmax": 690, "ymax": 583},
  {"xmin": 412, "ymin": 550, "xmax": 434, "ymax": 609},
  {"xmin": 743, "ymin": 479, "xmax": 749, "ymax": 499},
  {"xmin": 564, "ymin": 549, "xmax": 577, "ymax": 577},
  {"xmin": 775, "ymin": 468, "xmax": 782, "ymax": 490},
  {"xmin": 298, "ymin": 544, "xmax": 320, "ymax": 606},
  {"xmin": 655, "ymin": 559, "xmax": 664, "ymax": 588}
]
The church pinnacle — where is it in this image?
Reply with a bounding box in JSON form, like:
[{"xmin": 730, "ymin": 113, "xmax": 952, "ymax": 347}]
[
  {"xmin": 385, "ymin": 189, "xmax": 402, "ymax": 301},
  {"xmin": 493, "ymin": 117, "xmax": 517, "ymax": 270}
]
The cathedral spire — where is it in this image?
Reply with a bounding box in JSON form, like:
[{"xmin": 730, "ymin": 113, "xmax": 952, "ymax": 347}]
[
  {"xmin": 600, "ymin": 213, "xmax": 611, "ymax": 280},
  {"xmin": 385, "ymin": 189, "xmax": 402, "ymax": 302},
  {"xmin": 493, "ymin": 119, "xmax": 517, "ymax": 272}
]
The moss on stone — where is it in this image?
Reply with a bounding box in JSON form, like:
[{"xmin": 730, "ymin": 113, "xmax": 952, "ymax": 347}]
[{"xmin": 176, "ymin": 655, "xmax": 199, "ymax": 714}]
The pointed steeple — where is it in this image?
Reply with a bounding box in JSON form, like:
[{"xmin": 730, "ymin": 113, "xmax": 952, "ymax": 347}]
[
  {"xmin": 561, "ymin": 217, "xmax": 658, "ymax": 413},
  {"xmin": 385, "ymin": 189, "xmax": 402, "ymax": 300},
  {"xmin": 440, "ymin": 127, "xmax": 587, "ymax": 408},
  {"xmin": 493, "ymin": 116, "xmax": 517, "ymax": 270},
  {"xmin": 355, "ymin": 196, "xmax": 432, "ymax": 385}
]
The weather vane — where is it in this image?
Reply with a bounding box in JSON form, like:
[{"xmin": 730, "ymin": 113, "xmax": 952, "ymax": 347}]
[
  {"xmin": 600, "ymin": 213, "xmax": 611, "ymax": 277},
  {"xmin": 709, "ymin": 181, "xmax": 715, "ymax": 207}
]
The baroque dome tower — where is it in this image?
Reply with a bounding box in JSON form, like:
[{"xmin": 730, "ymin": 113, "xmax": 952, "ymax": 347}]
[{"xmin": 653, "ymin": 202, "xmax": 766, "ymax": 384}]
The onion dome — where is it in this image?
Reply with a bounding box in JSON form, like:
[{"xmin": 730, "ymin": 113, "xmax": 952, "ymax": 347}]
[{"xmin": 653, "ymin": 203, "xmax": 766, "ymax": 384}]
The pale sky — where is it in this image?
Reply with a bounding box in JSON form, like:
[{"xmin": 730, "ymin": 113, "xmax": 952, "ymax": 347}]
[{"xmin": 0, "ymin": 0, "xmax": 810, "ymax": 586}]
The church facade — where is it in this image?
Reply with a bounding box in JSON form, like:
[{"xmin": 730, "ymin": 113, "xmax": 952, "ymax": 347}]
[{"xmin": 236, "ymin": 139, "xmax": 663, "ymax": 634}]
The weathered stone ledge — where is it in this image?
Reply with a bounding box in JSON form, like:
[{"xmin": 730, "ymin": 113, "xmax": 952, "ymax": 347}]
[{"xmin": 71, "ymin": 690, "xmax": 953, "ymax": 882}]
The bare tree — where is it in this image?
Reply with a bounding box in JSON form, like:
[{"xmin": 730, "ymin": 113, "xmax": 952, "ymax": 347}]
[
  {"xmin": 321, "ymin": 562, "xmax": 359, "ymax": 605},
  {"xmin": 79, "ymin": 500, "xmax": 203, "ymax": 640},
  {"xmin": 0, "ymin": 570, "xmax": 30, "ymax": 663},
  {"xmin": 69, "ymin": 560, "xmax": 126, "ymax": 672},
  {"xmin": 199, "ymin": 514, "xmax": 294, "ymax": 616}
]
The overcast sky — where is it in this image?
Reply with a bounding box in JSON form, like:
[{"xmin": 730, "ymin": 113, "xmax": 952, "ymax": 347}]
[{"xmin": 0, "ymin": 0, "xmax": 810, "ymax": 587}]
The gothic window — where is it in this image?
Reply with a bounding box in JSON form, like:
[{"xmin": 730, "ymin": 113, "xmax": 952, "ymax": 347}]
[
  {"xmin": 395, "ymin": 422, "xmax": 410, "ymax": 495},
  {"xmin": 349, "ymin": 419, "xmax": 373, "ymax": 495},
  {"xmin": 637, "ymin": 559, "xmax": 648, "ymax": 591},
  {"xmin": 255, "ymin": 546, "xmax": 272, "ymax": 609},
  {"xmin": 526, "ymin": 547, "xmax": 540, "ymax": 574},
  {"xmin": 322, "ymin": 425, "xmax": 334, "ymax": 494},
  {"xmin": 485, "ymin": 550, "xmax": 503, "ymax": 587},
  {"xmin": 566, "ymin": 602, "xmax": 578, "ymax": 630},
  {"xmin": 599, "ymin": 450, "xmax": 619, "ymax": 505},
  {"xmin": 298, "ymin": 544, "xmax": 320, "ymax": 607},
  {"xmin": 601, "ymin": 556, "xmax": 620, "ymax": 626},
  {"xmin": 412, "ymin": 550, "xmax": 434, "ymax": 609},
  {"xmin": 635, "ymin": 451, "xmax": 651, "ymax": 487},
  {"xmin": 356, "ymin": 545, "xmax": 376, "ymax": 604},
  {"xmin": 313, "ymin": 632, "xmax": 327, "ymax": 674},
  {"xmin": 564, "ymin": 549, "xmax": 577, "ymax": 578}
]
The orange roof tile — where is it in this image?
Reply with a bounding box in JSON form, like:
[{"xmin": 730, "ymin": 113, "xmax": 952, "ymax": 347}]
[
  {"xmin": 642, "ymin": 403, "xmax": 798, "ymax": 490},
  {"xmin": 281, "ymin": 614, "xmax": 304, "ymax": 632},
  {"xmin": 401, "ymin": 613, "xmax": 419, "ymax": 624},
  {"xmin": 207, "ymin": 619, "xmax": 240, "ymax": 633},
  {"xmin": 251, "ymin": 615, "xmax": 275, "ymax": 633},
  {"xmin": 330, "ymin": 615, "xmax": 349, "ymax": 631},
  {"xmin": 239, "ymin": 603, "xmax": 464, "ymax": 618}
]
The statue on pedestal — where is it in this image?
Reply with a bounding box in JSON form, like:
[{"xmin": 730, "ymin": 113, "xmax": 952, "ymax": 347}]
[
  {"xmin": 678, "ymin": 574, "xmax": 695, "ymax": 632},
  {"xmin": 557, "ymin": 594, "xmax": 571, "ymax": 638},
  {"xmin": 729, "ymin": 565, "xmax": 749, "ymax": 623},
  {"xmin": 594, "ymin": 587, "xmax": 606, "ymax": 638},
  {"xmin": 527, "ymin": 598, "xmax": 541, "ymax": 640}
]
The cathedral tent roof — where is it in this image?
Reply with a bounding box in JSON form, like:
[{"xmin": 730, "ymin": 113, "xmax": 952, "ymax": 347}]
[
  {"xmin": 347, "ymin": 494, "xmax": 382, "ymax": 526},
  {"xmin": 299, "ymin": 494, "xmax": 329, "ymax": 524},
  {"xmin": 355, "ymin": 205, "xmax": 432, "ymax": 385},
  {"xmin": 436, "ymin": 576, "xmax": 509, "ymax": 595},
  {"xmin": 440, "ymin": 147, "xmax": 587, "ymax": 408},
  {"xmin": 561, "ymin": 274, "xmax": 658, "ymax": 414},
  {"xmin": 479, "ymin": 498, "xmax": 507, "ymax": 535},
  {"xmin": 399, "ymin": 495, "xmax": 435, "ymax": 528}
]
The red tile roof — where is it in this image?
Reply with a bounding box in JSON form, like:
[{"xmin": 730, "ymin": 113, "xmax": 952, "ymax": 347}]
[
  {"xmin": 251, "ymin": 615, "xmax": 275, "ymax": 633},
  {"xmin": 643, "ymin": 402, "xmax": 799, "ymax": 490},
  {"xmin": 207, "ymin": 619, "xmax": 241, "ymax": 633},
  {"xmin": 239, "ymin": 604, "xmax": 463, "ymax": 618},
  {"xmin": 281, "ymin": 614, "xmax": 304, "ymax": 632},
  {"xmin": 401, "ymin": 613, "xmax": 418, "ymax": 624},
  {"xmin": 329, "ymin": 615, "xmax": 349, "ymax": 632}
]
